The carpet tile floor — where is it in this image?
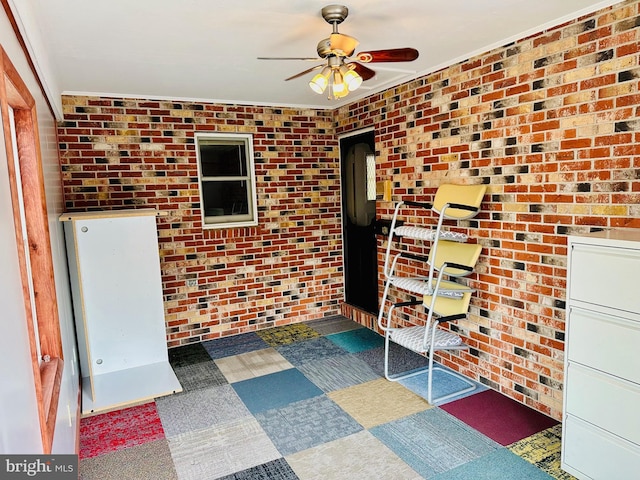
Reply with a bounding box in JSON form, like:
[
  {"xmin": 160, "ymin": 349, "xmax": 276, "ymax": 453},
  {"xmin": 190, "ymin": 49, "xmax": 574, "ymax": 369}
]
[{"xmin": 78, "ymin": 316, "xmax": 575, "ymax": 480}]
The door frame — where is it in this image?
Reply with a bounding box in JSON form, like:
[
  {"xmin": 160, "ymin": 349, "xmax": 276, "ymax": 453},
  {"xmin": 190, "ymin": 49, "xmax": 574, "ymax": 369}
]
[{"xmin": 0, "ymin": 46, "xmax": 63, "ymax": 453}]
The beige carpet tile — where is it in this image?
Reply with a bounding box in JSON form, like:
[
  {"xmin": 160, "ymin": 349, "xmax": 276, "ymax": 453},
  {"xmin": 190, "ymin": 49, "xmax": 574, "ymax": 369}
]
[
  {"xmin": 256, "ymin": 324, "xmax": 320, "ymax": 346},
  {"xmin": 508, "ymin": 424, "xmax": 577, "ymax": 480},
  {"xmin": 327, "ymin": 378, "xmax": 431, "ymax": 429},
  {"xmin": 79, "ymin": 439, "xmax": 177, "ymax": 480},
  {"xmin": 215, "ymin": 348, "xmax": 294, "ymax": 383},
  {"xmin": 168, "ymin": 417, "xmax": 281, "ymax": 480},
  {"xmin": 286, "ymin": 430, "xmax": 422, "ymax": 480}
]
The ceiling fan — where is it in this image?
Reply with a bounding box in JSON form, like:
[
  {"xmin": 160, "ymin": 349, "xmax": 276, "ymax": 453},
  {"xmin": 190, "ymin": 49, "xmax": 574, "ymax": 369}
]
[{"xmin": 258, "ymin": 4, "xmax": 419, "ymax": 99}]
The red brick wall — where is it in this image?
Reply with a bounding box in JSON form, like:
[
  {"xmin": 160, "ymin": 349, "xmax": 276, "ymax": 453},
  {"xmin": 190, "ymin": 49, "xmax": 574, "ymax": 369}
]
[
  {"xmin": 336, "ymin": 0, "xmax": 640, "ymax": 419},
  {"xmin": 58, "ymin": 101, "xmax": 344, "ymax": 344},
  {"xmin": 58, "ymin": 0, "xmax": 639, "ymax": 419}
]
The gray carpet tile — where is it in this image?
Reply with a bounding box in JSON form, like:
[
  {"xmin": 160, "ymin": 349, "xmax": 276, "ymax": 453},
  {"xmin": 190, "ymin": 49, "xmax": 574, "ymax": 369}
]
[
  {"xmin": 168, "ymin": 418, "xmax": 280, "ymax": 480},
  {"xmin": 370, "ymin": 408, "xmax": 499, "ymax": 478},
  {"xmin": 156, "ymin": 384, "xmax": 251, "ymax": 438},
  {"xmin": 254, "ymin": 395, "xmax": 363, "ymax": 456},
  {"xmin": 275, "ymin": 337, "xmax": 348, "ymax": 366},
  {"xmin": 297, "ymin": 354, "xmax": 380, "ymax": 392},
  {"xmin": 168, "ymin": 343, "xmax": 214, "ymax": 368},
  {"xmin": 79, "ymin": 439, "xmax": 177, "ymax": 480},
  {"xmin": 172, "ymin": 360, "xmax": 227, "ymax": 393},
  {"xmin": 305, "ymin": 315, "xmax": 363, "ymax": 335},
  {"xmin": 202, "ymin": 332, "xmax": 269, "ymax": 360},
  {"xmin": 355, "ymin": 343, "xmax": 429, "ymax": 377},
  {"xmin": 217, "ymin": 458, "xmax": 300, "ymax": 480}
]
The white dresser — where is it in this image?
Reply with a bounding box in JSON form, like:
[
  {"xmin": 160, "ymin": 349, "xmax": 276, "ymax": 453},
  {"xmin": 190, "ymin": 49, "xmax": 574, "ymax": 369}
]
[{"xmin": 562, "ymin": 230, "xmax": 640, "ymax": 479}]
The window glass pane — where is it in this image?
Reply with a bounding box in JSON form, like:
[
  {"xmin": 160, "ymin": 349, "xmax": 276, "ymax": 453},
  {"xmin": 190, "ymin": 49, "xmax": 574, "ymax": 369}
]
[
  {"xmin": 196, "ymin": 133, "xmax": 257, "ymax": 228},
  {"xmin": 202, "ymin": 181, "xmax": 249, "ymax": 216},
  {"xmin": 199, "ymin": 142, "xmax": 246, "ymax": 177},
  {"xmin": 366, "ymin": 153, "xmax": 376, "ymax": 201}
]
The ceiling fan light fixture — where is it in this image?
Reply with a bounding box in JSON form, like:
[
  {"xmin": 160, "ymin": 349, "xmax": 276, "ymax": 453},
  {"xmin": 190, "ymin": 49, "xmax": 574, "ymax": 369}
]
[
  {"xmin": 330, "ymin": 70, "xmax": 349, "ymax": 98},
  {"xmin": 309, "ymin": 67, "xmax": 331, "ymax": 94},
  {"xmin": 340, "ymin": 64, "xmax": 362, "ymax": 91}
]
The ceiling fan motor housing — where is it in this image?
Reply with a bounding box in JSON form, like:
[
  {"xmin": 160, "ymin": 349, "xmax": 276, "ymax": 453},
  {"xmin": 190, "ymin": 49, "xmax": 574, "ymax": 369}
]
[
  {"xmin": 321, "ymin": 5, "xmax": 349, "ymax": 24},
  {"xmin": 317, "ymin": 38, "xmax": 333, "ymax": 58}
]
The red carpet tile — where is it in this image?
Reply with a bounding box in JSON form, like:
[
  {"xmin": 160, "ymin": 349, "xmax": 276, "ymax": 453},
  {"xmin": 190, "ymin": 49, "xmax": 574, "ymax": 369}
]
[
  {"xmin": 79, "ymin": 402, "xmax": 166, "ymax": 459},
  {"xmin": 440, "ymin": 389, "xmax": 558, "ymax": 446}
]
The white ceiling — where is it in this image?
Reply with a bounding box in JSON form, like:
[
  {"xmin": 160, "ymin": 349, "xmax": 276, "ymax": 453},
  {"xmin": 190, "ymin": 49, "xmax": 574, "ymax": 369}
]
[{"xmin": 11, "ymin": 0, "xmax": 622, "ymax": 118}]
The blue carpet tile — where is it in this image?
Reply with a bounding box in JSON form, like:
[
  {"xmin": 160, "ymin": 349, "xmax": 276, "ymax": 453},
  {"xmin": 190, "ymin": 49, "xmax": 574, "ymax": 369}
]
[
  {"xmin": 254, "ymin": 395, "xmax": 363, "ymax": 456},
  {"xmin": 326, "ymin": 327, "xmax": 385, "ymax": 353},
  {"xmin": 371, "ymin": 409, "xmax": 499, "ymax": 478},
  {"xmin": 79, "ymin": 317, "xmax": 569, "ymax": 480},
  {"xmin": 398, "ymin": 364, "xmax": 488, "ymax": 405},
  {"xmin": 232, "ymin": 368, "xmax": 324, "ymax": 415},
  {"xmin": 432, "ymin": 447, "xmax": 555, "ymax": 480}
]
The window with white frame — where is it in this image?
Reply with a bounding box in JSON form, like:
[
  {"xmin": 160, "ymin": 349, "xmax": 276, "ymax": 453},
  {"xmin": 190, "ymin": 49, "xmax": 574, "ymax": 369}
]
[{"xmin": 195, "ymin": 133, "xmax": 258, "ymax": 228}]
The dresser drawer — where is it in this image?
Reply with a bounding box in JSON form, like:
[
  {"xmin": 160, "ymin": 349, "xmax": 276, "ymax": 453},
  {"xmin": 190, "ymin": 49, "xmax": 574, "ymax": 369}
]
[
  {"xmin": 563, "ymin": 415, "xmax": 640, "ymax": 480},
  {"xmin": 565, "ymin": 363, "xmax": 640, "ymax": 445},
  {"xmin": 569, "ymin": 243, "xmax": 640, "ymax": 314},
  {"xmin": 567, "ymin": 306, "xmax": 640, "ymax": 385}
]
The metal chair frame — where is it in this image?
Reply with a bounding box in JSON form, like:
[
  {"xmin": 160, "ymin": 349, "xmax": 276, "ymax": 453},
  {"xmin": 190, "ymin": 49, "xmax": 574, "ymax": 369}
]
[{"xmin": 376, "ymin": 184, "xmax": 485, "ymax": 404}]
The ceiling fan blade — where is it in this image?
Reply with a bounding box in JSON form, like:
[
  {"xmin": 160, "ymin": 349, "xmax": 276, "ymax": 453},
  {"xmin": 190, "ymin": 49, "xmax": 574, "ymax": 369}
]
[
  {"xmin": 355, "ymin": 48, "xmax": 419, "ymax": 63},
  {"xmin": 330, "ymin": 33, "xmax": 359, "ymax": 57},
  {"xmin": 349, "ymin": 62, "xmax": 376, "ymax": 81},
  {"xmin": 258, "ymin": 57, "xmax": 320, "ymax": 61},
  {"xmin": 285, "ymin": 64, "xmax": 323, "ymax": 81}
]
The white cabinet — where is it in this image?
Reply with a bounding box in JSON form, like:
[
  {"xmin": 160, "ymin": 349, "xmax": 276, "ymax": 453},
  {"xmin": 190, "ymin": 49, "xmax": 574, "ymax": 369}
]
[
  {"xmin": 61, "ymin": 209, "xmax": 182, "ymax": 414},
  {"xmin": 562, "ymin": 230, "xmax": 640, "ymax": 479}
]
